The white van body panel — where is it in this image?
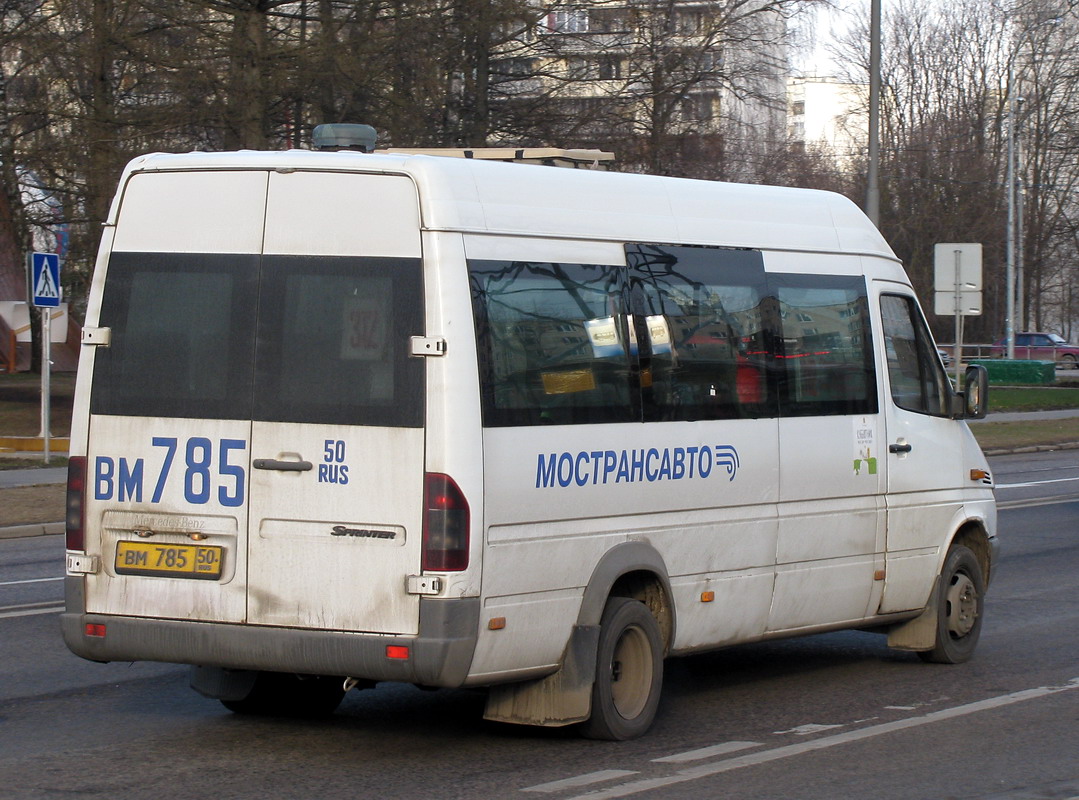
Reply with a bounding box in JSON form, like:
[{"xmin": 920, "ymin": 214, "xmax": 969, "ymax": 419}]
[
  {"xmin": 112, "ymin": 170, "xmax": 268, "ymax": 254},
  {"xmin": 64, "ymin": 149, "xmax": 996, "ymax": 721}
]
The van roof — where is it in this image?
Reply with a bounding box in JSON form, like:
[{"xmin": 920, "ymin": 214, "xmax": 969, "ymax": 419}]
[{"xmin": 114, "ymin": 150, "xmax": 897, "ymax": 260}]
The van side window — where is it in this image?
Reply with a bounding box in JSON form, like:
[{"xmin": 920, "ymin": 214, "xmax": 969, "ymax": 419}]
[
  {"xmin": 625, "ymin": 244, "xmax": 775, "ymax": 421},
  {"xmin": 880, "ymin": 293, "xmax": 950, "ymax": 416},
  {"xmin": 774, "ymin": 276, "xmax": 877, "ymax": 417},
  {"xmin": 469, "ymin": 260, "xmax": 637, "ymax": 426},
  {"xmin": 91, "ymin": 253, "xmax": 259, "ymax": 420}
]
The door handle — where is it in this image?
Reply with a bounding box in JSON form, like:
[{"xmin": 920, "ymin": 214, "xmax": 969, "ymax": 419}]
[
  {"xmin": 253, "ymin": 458, "xmax": 313, "ymax": 472},
  {"xmin": 889, "ymin": 443, "xmax": 913, "ymax": 454}
]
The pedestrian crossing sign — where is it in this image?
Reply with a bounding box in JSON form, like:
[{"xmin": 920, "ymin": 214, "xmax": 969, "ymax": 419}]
[{"xmin": 29, "ymin": 252, "xmax": 61, "ymax": 308}]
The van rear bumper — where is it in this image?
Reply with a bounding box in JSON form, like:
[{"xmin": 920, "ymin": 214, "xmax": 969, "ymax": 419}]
[{"xmin": 61, "ymin": 578, "xmax": 479, "ymax": 687}]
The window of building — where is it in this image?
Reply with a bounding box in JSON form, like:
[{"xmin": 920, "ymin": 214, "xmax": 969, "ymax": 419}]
[{"xmin": 546, "ymin": 8, "xmax": 589, "ymax": 33}]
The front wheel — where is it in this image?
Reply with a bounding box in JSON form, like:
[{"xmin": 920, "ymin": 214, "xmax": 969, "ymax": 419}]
[
  {"xmin": 580, "ymin": 597, "xmax": 664, "ymax": 740},
  {"xmin": 1062, "ymin": 354, "xmax": 1077, "ymax": 369},
  {"xmin": 918, "ymin": 544, "xmax": 985, "ymax": 664}
]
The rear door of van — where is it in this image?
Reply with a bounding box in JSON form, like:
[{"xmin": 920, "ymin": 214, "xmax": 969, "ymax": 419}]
[{"xmin": 83, "ymin": 167, "xmax": 426, "ymax": 636}]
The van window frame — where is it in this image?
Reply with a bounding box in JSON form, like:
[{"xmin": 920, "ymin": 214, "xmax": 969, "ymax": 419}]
[{"xmin": 469, "ymin": 244, "xmax": 879, "ymax": 428}]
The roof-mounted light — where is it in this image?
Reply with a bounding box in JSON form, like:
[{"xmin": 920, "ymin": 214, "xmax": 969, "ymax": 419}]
[{"xmin": 311, "ymin": 123, "xmax": 377, "ymax": 152}]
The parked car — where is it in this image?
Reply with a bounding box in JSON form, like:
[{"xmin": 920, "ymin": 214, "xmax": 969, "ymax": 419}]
[{"xmin": 991, "ymin": 332, "xmax": 1079, "ymax": 368}]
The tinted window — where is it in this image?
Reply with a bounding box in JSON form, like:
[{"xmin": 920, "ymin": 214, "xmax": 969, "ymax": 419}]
[
  {"xmin": 626, "ymin": 244, "xmax": 775, "ymax": 421},
  {"xmin": 881, "ymin": 294, "xmax": 950, "ymax": 416},
  {"xmin": 92, "ymin": 252, "xmax": 424, "ymax": 427},
  {"xmin": 254, "ymin": 256, "xmax": 424, "ymax": 427},
  {"xmin": 469, "ymin": 260, "xmax": 636, "ymax": 426},
  {"xmin": 91, "ymin": 253, "xmax": 258, "ymax": 419},
  {"xmin": 775, "ymin": 275, "xmax": 877, "ymax": 416}
]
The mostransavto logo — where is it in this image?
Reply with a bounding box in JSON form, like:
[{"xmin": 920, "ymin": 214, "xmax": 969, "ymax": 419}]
[{"xmin": 535, "ymin": 445, "xmax": 740, "ymax": 489}]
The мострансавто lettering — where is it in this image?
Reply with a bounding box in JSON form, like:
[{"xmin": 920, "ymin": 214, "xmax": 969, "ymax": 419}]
[{"xmin": 535, "ymin": 445, "xmax": 739, "ymax": 489}]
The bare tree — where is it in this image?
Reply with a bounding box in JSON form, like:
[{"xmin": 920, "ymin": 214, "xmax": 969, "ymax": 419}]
[{"xmin": 496, "ymin": 1, "xmax": 822, "ymax": 177}]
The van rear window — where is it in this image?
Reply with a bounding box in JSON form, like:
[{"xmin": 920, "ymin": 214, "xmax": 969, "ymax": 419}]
[
  {"xmin": 91, "ymin": 253, "xmax": 423, "ymax": 427},
  {"xmin": 90, "ymin": 253, "xmax": 258, "ymax": 420}
]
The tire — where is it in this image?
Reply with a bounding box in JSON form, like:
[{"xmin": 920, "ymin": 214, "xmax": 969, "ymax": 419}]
[
  {"xmin": 1062, "ymin": 354, "xmax": 1077, "ymax": 369},
  {"xmin": 221, "ymin": 671, "xmax": 345, "ymax": 717},
  {"xmin": 918, "ymin": 544, "xmax": 985, "ymax": 664},
  {"xmin": 580, "ymin": 597, "xmax": 664, "ymax": 740}
]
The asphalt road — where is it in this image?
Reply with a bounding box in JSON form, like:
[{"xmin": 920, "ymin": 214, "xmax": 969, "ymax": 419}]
[{"xmin": 1, "ymin": 450, "xmax": 1076, "ymax": 800}]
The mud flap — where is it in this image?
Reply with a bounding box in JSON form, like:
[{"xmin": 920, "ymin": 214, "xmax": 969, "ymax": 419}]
[
  {"xmin": 483, "ymin": 624, "xmax": 600, "ymax": 727},
  {"xmin": 886, "ymin": 575, "xmax": 941, "ymax": 651}
]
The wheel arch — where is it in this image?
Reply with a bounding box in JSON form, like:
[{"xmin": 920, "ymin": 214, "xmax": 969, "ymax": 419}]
[
  {"xmin": 950, "ymin": 519, "xmax": 994, "ymax": 588},
  {"xmin": 577, "ymin": 541, "xmax": 675, "ymax": 654}
]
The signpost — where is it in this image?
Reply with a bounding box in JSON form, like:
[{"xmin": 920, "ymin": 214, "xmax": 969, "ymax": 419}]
[
  {"xmin": 933, "ymin": 243, "xmax": 983, "ymax": 386},
  {"xmin": 27, "ymin": 252, "xmax": 61, "ymax": 464}
]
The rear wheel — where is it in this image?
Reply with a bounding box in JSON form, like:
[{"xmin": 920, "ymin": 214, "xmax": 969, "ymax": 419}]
[
  {"xmin": 918, "ymin": 544, "xmax": 985, "ymax": 664},
  {"xmin": 221, "ymin": 672, "xmax": 345, "ymax": 717},
  {"xmin": 581, "ymin": 597, "xmax": 664, "ymax": 740}
]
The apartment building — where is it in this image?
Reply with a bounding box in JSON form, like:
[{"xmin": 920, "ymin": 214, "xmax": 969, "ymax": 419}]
[{"xmin": 493, "ymin": 1, "xmax": 789, "ymax": 164}]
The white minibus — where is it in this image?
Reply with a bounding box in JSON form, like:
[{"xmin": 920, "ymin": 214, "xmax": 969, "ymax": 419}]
[{"xmin": 63, "ymin": 131, "xmax": 996, "ymax": 739}]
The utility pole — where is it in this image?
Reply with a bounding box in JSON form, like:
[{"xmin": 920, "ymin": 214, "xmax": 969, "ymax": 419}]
[{"xmin": 866, "ymin": 0, "xmax": 881, "ymax": 226}]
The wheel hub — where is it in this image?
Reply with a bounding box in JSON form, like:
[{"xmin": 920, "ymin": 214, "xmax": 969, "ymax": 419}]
[
  {"xmin": 945, "ymin": 572, "xmax": 978, "ymax": 638},
  {"xmin": 610, "ymin": 626, "xmax": 652, "ymax": 719}
]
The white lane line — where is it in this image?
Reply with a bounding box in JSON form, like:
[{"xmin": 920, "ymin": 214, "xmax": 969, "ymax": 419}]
[
  {"xmin": 564, "ymin": 678, "xmax": 1079, "ymax": 800},
  {"xmin": 997, "ymin": 477, "xmax": 1079, "ymax": 488},
  {"xmin": 522, "ymin": 771, "xmax": 639, "ymax": 794},
  {"xmin": 0, "ymin": 576, "xmax": 63, "ymax": 587},
  {"xmin": 652, "ymin": 741, "xmax": 760, "ymax": 764},
  {"xmin": 0, "ymin": 603, "xmax": 65, "ymax": 619},
  {"xmin": 773, "ymin": 723, "xmax": 842, "ymax": 736}
]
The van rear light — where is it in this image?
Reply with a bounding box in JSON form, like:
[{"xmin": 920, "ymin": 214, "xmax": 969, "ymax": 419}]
[
  {"xmin": 422, "ymin": 473, "xmax": 469, "ymax": 571},
  {"xmin": 66, "ymin": 456, "xmax": 87, "ymax": 551}
]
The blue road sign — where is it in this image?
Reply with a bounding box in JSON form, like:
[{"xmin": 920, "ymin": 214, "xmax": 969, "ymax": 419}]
[{"xmin": 30, "ymin": 252, "xmax": 61, "ymax": 308}]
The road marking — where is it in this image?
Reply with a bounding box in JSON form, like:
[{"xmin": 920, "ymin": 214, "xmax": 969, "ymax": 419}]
[
  {"xmin": 997, "ymin": 476, "xmax": 1079, "ymax": 488},
  {"xmin": 0, "ymin": 576, "xmax": 63, "ymax": 587},
  {"xmin": 557, "ymin": 678, "xmax": 1079, "ymax": 799},
  {"xmin": 522, "ymin": 771, "xmax": 638, "ymax": 794},
  {"xmin": 0, "ymin": 602, "xmax": 65, "ymax": 619},
  {"xmin": 998, "ymin": 494, "xmax": 1079, "ymax": 510},
  {"xmin": 652, "ymin": 741, "xmax": 759, "ymax": 763},
  {"xmin": 773, "ymin": 723, "xmax": 842, "ymax": 736}
]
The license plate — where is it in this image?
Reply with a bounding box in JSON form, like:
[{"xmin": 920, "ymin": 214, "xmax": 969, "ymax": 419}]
[{"xmin": 115, "ymin": 540, "xmax": 224, "ymax": 580}]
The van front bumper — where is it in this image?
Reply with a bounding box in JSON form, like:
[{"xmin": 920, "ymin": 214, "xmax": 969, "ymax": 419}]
[{"xmin": 61, "ymin": 577, "xmax": 479, "ymax": 687}]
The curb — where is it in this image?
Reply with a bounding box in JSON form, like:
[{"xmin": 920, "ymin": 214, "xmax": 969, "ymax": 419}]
[
  {"xmin": 0, "ymin": 436, "xmax": 70, "ymax": 454},
  {"xmin": 982, "ymin": 440, "xmax": 1079, "ymax": 457},
  {"xmin": 0, "ymin": 521, "xmax": 64, "ymax": 540}
]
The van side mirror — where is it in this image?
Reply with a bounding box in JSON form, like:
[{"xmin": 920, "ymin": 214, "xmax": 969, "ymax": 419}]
[{"xmin": 957, "ymin": 364, "xmax": 989, "ymax": 420}]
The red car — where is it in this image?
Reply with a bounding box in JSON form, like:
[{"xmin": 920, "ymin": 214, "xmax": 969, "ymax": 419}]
[{"xmin": 992, "ymin": 332, "xmax": 1079, "ymax": 367}]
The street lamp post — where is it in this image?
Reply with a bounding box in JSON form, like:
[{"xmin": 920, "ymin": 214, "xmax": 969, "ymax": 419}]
[
  {"xmin": 866, "ymin": 0, "xmax": 881, "ymax": 226},
  {"xmin": 1004, "ymin": 16, "xmax": 1059, "ymax": 359},
  {"xmin": 1005, "ymin": 69, "xmax": 1017, "ymax": 359}
]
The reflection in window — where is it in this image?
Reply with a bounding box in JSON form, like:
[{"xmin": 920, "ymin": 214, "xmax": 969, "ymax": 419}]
[
  {"xmin": 776, "ymin": 277, "xmax": 877, "ymax": 416},
  {"xmin": 254, "ymin": 256, "xmax": 425, "ymax": 427},
  {"xmin": 881, "ymin": 294, "xmax": 949, "ymax": 416},
  {"xmin": 626, "ymin": 245, "xmax": 774, "ymax": 421},
  {"xmin": 469, "ymin": 261, "xmax": 636, "ymax": 426},
  {"xmin": 91, "ymin": 253, "xmax": 259, "ymax": 420}
]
